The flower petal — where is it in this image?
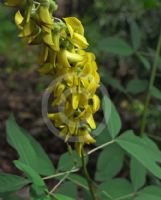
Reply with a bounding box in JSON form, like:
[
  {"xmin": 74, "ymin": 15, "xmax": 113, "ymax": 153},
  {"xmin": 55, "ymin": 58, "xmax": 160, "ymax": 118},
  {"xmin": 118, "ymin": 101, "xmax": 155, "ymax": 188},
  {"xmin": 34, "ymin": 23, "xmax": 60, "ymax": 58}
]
[
  {"xmin": 15, "ymin": 10, "xmax": 23, "ymax": 29},
  {"xmin": 86, "ymin": 114, "xmax": 96, "ymax": 129},
  {"xmin": 64, "ymin": 17, "xmax": 84, "ymax": 35},
  {"xmin": 72, "ymin": 93, "xmax": 79, "ymax": 109}
]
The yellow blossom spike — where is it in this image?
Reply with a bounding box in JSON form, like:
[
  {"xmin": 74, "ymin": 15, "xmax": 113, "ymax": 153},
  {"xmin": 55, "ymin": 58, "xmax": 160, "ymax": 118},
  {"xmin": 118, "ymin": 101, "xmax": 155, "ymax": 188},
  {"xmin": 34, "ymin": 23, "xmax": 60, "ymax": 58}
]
[{"xmin": 5, "ymin": 0, "xmax": 101, "ymax": 156}]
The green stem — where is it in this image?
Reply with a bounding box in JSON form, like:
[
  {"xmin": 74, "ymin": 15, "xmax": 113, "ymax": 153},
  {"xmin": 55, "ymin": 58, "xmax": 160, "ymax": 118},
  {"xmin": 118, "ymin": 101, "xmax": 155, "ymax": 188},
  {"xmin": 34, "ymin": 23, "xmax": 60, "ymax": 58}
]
[
  {"xmin": 140, "ymin": 32, "xmax": 161, "ymax": 136},
  {"xmin": 81, "ymin": 150, "xmax": 97, "ymax": 200},
  {"xmin": 88, "ymin": 140, "xmax": 115, "ymax": 155}
]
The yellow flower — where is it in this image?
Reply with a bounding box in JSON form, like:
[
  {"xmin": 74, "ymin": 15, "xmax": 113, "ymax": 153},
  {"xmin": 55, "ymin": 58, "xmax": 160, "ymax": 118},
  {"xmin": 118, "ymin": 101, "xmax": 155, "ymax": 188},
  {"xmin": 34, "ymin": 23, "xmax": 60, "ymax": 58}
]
[
  {"xmin": 15, "ymin": 10, "xmax": 41, "ymax": 44},
  {"xmin": 5, "ymin": 0, "xmax": 101, "ymax": 156},
  {"xmin": 75, "ymin": 129, "xmax": 96, "ymax": 156},
  {"xmin": 37, "ymin": 6, "xmax": 53, "ymax": 31},
  {"xmin": 64, "ymin": 17, "xmax": 89, "ymax": 49},
  {"xmin": 15, "ymin": 10, "xmax": 23, "ymax": 29}
]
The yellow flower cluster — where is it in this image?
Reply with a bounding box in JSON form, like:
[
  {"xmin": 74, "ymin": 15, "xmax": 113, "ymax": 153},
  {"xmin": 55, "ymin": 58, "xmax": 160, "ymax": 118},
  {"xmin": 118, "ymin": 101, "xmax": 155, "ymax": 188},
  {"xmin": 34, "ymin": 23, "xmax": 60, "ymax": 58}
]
[{"xmin": 5, "ymin": 0, "xmax": 100, "ymax": 155}]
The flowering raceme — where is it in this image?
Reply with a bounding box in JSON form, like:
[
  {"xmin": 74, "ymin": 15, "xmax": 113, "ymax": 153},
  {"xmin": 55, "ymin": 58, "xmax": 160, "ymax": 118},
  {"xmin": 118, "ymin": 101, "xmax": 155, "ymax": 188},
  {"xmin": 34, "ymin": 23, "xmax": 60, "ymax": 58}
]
[{"xmin": 5, "ymin": 0, "xmax": 100, "ymax": 155}]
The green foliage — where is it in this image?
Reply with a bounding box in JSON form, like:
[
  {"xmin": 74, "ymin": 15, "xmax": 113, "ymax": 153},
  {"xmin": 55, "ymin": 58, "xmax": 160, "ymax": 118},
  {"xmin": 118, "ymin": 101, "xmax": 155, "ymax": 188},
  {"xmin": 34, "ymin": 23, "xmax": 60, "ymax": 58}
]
[
  {"xmin": 98, "ymin": 37, "xmax": 134, "ymax": 56},
  {"xmin": 97, "ymin": 178, "xmax": 133, "ymax": 200},
  {"xmin": 0, "ymin": 173, "xmax": 30, "ymax": 193},
  {"xmin": 58, "ymin": 151, "xmax": 82, "ymax": 171},
  {"xmin": 116, "ymin": 131, "xmax": 161, "ymax": 179},
  {"xmin": 103, "ymin": 96, "xmax": 122, "ymax": 138},
  {"xmin": 130, "ymin": 21, "xmax": 141, "ymax": 51},
  {"xmin": 150, "ymin": 86, "xmax": 161, "ymax": 100},
  {"xmin": 68, "ymin": 174, "xmax": 88, "ymax": 190},
  {"xmin": 6, "ymin": 115, "xmax": 55, "ymax": 176},
  {"xmin": 130, "ymin": 158, "xmax": 146, "ymax": 191},
  {"xmin": 58, "ymin": 181, "xmax": 77, "ymax": 198},
  {"xmin": 137, "ymin": 54, "xmax": 151, "ymax": 70},
  {"xmin": 126, "ymin": 79, "xmax": 148, "ymax": 94},
  {"xmin": 14, "ymin": 161, "xmax": 46, "ymax": 188},
  {"xmin": 2, "ymin": 102, "xmax": 161, "ymax": 199},
  {"xmin": 135, "ymin": 186, "xmax": 161, "ymax": 200},
  {"xmin": 95, "ymin": 144, "xmax": 124, "ymax": 181}
]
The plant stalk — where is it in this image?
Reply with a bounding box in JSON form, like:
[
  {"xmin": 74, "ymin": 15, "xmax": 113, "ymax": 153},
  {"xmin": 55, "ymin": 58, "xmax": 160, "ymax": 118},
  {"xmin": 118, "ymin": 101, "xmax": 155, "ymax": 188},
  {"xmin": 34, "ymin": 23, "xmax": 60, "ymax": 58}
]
[
  {"xmin": 81, "ymin": 150, "xmax": 97, "ymax": 200},
  {"xmin": 140, "ymin": 32, "xmax": 161, "ymax": 136}
]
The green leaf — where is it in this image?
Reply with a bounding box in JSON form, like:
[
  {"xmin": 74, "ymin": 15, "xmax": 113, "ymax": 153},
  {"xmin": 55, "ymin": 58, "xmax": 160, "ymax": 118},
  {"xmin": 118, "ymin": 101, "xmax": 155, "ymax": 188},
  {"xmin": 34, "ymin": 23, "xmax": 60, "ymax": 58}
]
[
  {"xmin": 98, "ymin": 37, "xmax": 134, "ymax": 56},
  {"xmin": 58, "ymin": 151, "xmax": 81, "ymax": 171},
  {"xmin": 126, "ymin": 79, "xmax": 148, "ymax": 94},
  {"xmin": 116, "ymin": 131, "xmax": 161, "ymax": 179},
  {"xmin": 68, "ymin": 174, "xmax": 88, "ymax": 190},
  {"xmin": 0, "ymin": 173, "xmax": 30, "ymax": 194},
  {"xmin": 52, "ymin": 193, "xmax": 74, "ymax": 200},
  {"xmin": 135, "ymin": 186, "xmax": 161, "ymax": 200},
  {"xmin": 137, "ymin": 54, "xmax": 151, "ymax": 70},
  {"xmin": 150, "ymin": 86, "xmax": 161, "ymax": 100},
  {"xmin": 143, "ymin": 136, "xmax": 161, "ymax": 153},
  {"xmin": 101, "ymin": 73, "xmax": 126, "ymax": 93},
  {"xmin": 6, "ymin": 115, "xmax": 55, "ymax": 176},
  {"xmin": 58, "ymin": 181, "xmax": 77, "ymax": 198},
  {"xmin": 130, "ymin": 157, "xmax": 146, "ymax": 191},
  {"xmin": 30, "ymin": 186, "xmax": 50, "ymax": 200},
  {"xmin": 14, "ymin": 161, "xmax": 45, "ymax": 188},
  {"xmin": 95, "ymin": 125, "xmax": 111, "ymax": 146},
  {"xmin": 15, "ymin": 161, "xmax": 47, "ymax": 199},
  {"xmin": 130, "ymin": 21, "xmax": 141, "ymax": 50},
  {"xmin": 95, "ymin": 144, "xmax": 124, "ymax": 181},
  {"xmin": 97, "ymin": 178, "xmax": 133, "ymax": 200},
  {"xmin": 103, "ymin": 96, "xmax": 122, "ymax": 138}
]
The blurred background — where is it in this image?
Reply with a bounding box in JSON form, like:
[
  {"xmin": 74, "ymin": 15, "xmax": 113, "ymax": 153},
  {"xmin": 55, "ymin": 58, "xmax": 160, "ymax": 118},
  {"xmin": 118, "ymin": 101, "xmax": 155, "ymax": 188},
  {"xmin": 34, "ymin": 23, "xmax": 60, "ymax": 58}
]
[{"xmin": 0, "ymin": 0, "xmax": 161, "ymax": 178}]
